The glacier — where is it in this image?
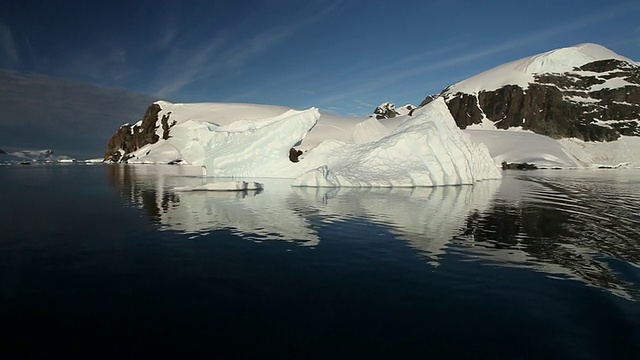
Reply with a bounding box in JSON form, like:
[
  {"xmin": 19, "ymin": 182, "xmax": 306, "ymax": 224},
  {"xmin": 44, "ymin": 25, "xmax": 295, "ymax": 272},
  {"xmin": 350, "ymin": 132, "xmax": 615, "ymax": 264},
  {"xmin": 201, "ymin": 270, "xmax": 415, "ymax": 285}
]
[{"xmin": 125, "ymin": 98, "xmax": 501, "ymax": 187}]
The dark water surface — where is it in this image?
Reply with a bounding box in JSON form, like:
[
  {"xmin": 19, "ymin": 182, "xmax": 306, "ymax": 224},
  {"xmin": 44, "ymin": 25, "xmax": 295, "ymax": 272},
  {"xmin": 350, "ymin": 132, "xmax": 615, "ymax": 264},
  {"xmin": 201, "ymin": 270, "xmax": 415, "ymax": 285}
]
[{"xmin": 0, "ymin": 164, "xmax": 638, "ymax": 357}]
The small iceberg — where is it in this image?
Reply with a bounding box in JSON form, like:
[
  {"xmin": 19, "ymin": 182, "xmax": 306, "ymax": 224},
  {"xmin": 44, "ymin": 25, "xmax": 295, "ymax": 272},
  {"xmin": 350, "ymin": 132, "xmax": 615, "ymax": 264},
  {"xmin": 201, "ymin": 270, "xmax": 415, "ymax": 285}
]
[{"xmin": 173, "ymin": 181, "xmax": 264, "ymax": 192}]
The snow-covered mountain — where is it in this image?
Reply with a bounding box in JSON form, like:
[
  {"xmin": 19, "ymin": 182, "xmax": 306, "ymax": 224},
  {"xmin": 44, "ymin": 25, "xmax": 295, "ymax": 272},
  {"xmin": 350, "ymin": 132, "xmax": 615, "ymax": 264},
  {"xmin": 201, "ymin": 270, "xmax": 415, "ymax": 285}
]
[
  {"xmin": 425, "ymin": 43, "xmax": 639, "ymax": 142},
  {"xmin": 103, "ymin": 99, "xmax": 501, "ymax": 187},
  {"xmin": 0, "ymin": 148, "xmax": 76, "ymax": 163},
  {"xmin": 103, "ymin": 43, "xmax": 640, "ymax": 176}
]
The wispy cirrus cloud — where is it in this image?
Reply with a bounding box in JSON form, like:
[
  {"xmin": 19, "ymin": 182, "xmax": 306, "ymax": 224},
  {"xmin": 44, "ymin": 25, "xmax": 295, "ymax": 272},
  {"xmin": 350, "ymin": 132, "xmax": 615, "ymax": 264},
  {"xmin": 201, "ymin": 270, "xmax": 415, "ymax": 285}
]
[
  {"xmin": 354, "ymin": 99, "xmax": 373, "ymax": 108},
  {"xmin": 152, "ymin": 1, "xmax": 343, "ymax": 98},
  {"xmin": 0, "ymin": 20, "xmax": 20, "ymax": 66},
  {"xmin": 155, "ymin": 14, "xmax": 180, "ymax": 51}
]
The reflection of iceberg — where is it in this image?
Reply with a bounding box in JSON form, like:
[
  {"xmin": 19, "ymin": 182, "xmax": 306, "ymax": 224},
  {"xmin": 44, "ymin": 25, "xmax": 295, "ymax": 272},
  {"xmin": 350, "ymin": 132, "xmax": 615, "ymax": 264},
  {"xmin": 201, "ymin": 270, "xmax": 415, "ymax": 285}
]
[
  {"xmin": 107, "ymin": 165, "xmax": 319, "ymax": 246},
  {"xmin": 291, "ymin": 181, "xmax": 501, "ymax": 265},
  {"xmin": 108, "ymin": 165, "xmax": 639, "ymax": 300},
  {"xmin": 162, "ymin": 181, "xmax": 319, "ymax": 246},
  {"xmin": 108, "ymin": 164, "xmax": 500, "ymax": 255}
]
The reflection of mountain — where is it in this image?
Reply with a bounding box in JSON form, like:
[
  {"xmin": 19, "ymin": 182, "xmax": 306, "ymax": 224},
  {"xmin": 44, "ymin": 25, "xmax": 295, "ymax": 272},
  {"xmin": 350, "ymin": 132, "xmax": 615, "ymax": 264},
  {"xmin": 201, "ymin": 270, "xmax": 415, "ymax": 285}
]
[{"xmin": 457, "ymin": 172, "xmax": 640, "ymax": 301}]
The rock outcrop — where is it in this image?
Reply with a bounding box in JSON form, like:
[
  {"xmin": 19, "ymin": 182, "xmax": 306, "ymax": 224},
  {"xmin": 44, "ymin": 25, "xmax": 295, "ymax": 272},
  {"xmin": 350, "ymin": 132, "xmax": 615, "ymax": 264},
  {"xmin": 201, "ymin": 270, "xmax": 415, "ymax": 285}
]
[
  {"xmin": 372, "ymin": 102, "xmax": 416, "ymax": 119},
  {"xmin": 104, "ymin": 103, "xmax": 177, "ymax": 162},
  {"xmin": 423, "ymin": 44, "xmax": 640, "ymax": 142}
]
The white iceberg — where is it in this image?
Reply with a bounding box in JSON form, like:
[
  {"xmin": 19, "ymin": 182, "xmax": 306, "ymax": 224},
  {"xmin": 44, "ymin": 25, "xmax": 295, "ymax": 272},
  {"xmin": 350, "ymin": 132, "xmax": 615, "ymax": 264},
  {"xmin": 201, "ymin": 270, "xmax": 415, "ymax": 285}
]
[
  {"xmin": 293, "ymin": 98, "xmax": 502, "ymax": 187},
  {"xmin": 125, "ymin": 98, "xmax": 501, "ymax": 187}
]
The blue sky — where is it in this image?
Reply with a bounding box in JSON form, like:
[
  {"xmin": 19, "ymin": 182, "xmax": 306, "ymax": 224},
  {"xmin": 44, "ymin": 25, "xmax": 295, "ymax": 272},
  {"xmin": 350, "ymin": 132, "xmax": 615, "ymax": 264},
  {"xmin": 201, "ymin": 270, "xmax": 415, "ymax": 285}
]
[
  {"xmin": 0, "ymin": 0, "xmax": 639, "ymax": 156},
  {"xmin": 1, "ymin": 0, "xmax": 639, "ymax": 115}
]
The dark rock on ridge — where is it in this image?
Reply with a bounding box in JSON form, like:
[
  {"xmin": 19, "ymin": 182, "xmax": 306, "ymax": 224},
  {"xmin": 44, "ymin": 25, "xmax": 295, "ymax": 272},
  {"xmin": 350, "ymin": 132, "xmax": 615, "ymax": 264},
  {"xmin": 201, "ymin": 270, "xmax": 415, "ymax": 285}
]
[
  {"xmin": 373, "ymin": 102, "xmax": 400, "ymax": 119},
  {"xmin": 501, "ymin": 161, "xmax": 538, "ymax": 170},
  {"xmin": 372, "ymin": 102, "xmax": 417, "ymax": 119}
]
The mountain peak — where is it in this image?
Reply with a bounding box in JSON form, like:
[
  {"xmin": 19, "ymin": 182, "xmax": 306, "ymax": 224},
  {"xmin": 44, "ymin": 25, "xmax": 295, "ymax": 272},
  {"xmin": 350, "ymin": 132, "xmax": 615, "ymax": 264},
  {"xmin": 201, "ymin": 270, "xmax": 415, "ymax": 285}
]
[
  {"xmin": 514, "ymin": 43, "xmax": 634, "ymax": 74},
  {"xmin": 447, "ymin": 43, "xmax": 635, "ymax": 94}
]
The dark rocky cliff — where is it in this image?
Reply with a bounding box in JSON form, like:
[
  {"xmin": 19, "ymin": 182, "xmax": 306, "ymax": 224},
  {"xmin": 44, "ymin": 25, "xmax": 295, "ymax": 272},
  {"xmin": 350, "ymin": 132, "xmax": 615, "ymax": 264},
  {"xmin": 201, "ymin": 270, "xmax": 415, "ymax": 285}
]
[
  {"xmin": 104, "ymin": 103, "xmax": 176, "ymax": 162},
  {"xmin": 426, "ymin": 58, "xmax": 640, "ymax": 142}
]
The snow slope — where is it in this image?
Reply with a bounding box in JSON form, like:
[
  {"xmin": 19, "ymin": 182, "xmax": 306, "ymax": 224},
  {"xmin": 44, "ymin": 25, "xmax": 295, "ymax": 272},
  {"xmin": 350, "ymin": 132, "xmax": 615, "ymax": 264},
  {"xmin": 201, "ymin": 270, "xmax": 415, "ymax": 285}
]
[
  {"xmin": 447, "ymin": 43, "xmax": 636, "ymax": 94},
  {"xmin": 466, "ymin": 130, "xmax": 581, "ymax": 168},
  {"xmin": 464, "ymin": 130, "xmax": 640, "ymax": 169},
  {"xmin": 369, "ymin": 112, "xmax": 640, "ymax": 169}
]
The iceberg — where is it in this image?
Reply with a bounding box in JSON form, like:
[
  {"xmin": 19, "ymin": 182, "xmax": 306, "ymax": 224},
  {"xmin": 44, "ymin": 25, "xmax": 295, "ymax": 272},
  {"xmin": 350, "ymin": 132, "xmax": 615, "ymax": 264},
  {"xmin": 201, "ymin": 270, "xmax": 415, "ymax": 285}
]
[
  {"xmin": 293, "ymin": 98, "xmax": 502, "ymax": 187},
  {"xmin": 125, "ymin": 98, "xmax": 501, "ymax": 187}
]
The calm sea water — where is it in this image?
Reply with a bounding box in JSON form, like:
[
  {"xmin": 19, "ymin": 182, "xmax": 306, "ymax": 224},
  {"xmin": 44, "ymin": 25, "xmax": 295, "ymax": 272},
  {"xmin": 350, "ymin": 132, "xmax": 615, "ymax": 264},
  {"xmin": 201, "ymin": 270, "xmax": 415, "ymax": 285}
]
[{"xmin": 0, "ymin": 164, "xmax": 638, "ymax": 357}]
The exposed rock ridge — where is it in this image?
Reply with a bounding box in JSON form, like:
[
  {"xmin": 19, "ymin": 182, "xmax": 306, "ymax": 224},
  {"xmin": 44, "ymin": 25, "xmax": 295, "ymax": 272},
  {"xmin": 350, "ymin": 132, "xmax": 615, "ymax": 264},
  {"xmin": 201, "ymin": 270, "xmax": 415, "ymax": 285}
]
[{"xmin": 433, "ymin": 58, "xmax": 640, "ymax": 142}]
